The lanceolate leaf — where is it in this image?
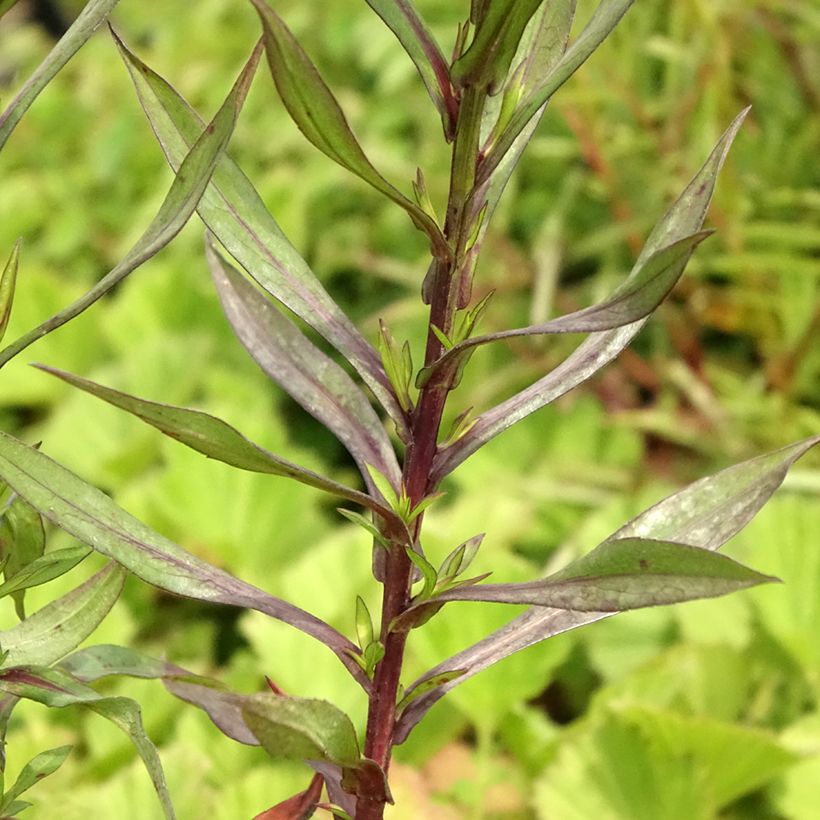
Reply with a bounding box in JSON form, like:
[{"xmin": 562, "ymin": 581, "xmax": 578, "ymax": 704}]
[
  {"xmin": 208, "ymin": 242, "xmax": 402, "ymax": 495},
  {"xmin": 0, "ymin": 492, "xmax": 46, "ymax": 618},
  {"xmin": 395, "ymin": 435, "xmax": 819, "ymax": 743},
  {"xmin": 364, "ymin": 0, "xmax": 456, "ymax": 137},
  {"xmin": 0, "ymin": 0, "xmax": 121, "ymax": 151},
  {"xmin": 0, "ymin": 745, "xmax": 72, "ymax": 812},
  {"xmin": 60, "ymin": 644, "xmax": 190, "ymax": 684},
  {"xmin": 37, "ymin": 365, "xmax": 400, "ymax": 524},
  {"xmin": 480, "ymin": 0, "xmax": 635, "ymax": 181},
  {"xmin": 0, "ymin": 41, "xmax": 262, "ymax": 369},
  {"xmin": 0, "ymin": 563, "xmax": 125, "ymax": 667},
  {"xmin": 0, "ymin": 432, "xmax": 369, "ymax": 688},
  {"xmin": 249, "ymin": 0, "xmax": 448, "ymax": 259},
  {"xmin": 0, "ymin": 666, "xmax": 175, "ymax": 819},
  {"xmin": 0, "ymin": 239, "xmax": 21, "ymax": 343},
  {"xmin": 0, "ymin": 545, "xmax": 90, "ymax": 600},
  {"xmin": 434, "ymin": 108, "xmax": 749, "ymax": 481},
  {"xmin": 113, "ymin": 33, "xmax": 407, "ymax": 435}
]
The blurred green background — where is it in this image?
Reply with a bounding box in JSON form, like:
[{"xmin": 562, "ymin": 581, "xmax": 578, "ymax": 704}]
[{"xmin": 0, "ymin": 0, "xmax": 818, "ymax": 817}]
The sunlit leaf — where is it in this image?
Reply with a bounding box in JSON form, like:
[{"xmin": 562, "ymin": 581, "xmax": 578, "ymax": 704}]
[
  {"xmin": 0, "ymin": 492, "xmax": 46, "ymax": 618},
  {"xmin": 0, "ymin": 745, "xmax": 72, "ymax": 813},
  {"xmin": 0, "ymin": 545, "xmax": 90, "ymax": 600},
  {"xmin": 0, "ymin": 240, "xmax": 21, "ymax": 344}
]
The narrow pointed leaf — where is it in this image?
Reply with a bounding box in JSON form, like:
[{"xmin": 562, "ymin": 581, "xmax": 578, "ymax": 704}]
[
  {"xmin": 435, "ymin": 109, "xmax": 749, "ymax": 481},
  {"xmin": 249, "ymin": 0, "xmax": 447, "ymax": 258},
  {"xmin": 0, "ymin": 42, "xmax": 261, "ymax": 369},
  {"xmin": 242, "ymin": 694, "xmax": 360, "ymax": 767},
  {"xmin": 0, "ymin": 0, "xmax": 121, "ymax": 150},
  {"xmin": 0, "ymin": 666, "xmax": 175, "ymax": 819},
  {"xmin": 114, "ymin": 33, "xmax": 405, "ymax": 433},
  {"xmin": 480, "ymin": 0, "xmax": 634, "ymax": 180},
  {"xmin": 60, "ymin": 644, "xmax": 190, "ymax": 683},
  {"xmin": 396, "ymin": 435, "xmax": 818, "ymax": 742},
  {"xmin": 364, "ymin": 0, "xmax": 456, "ymax": 137},
  {"xmin": 0, "ymin": 746, "xmax": 72, "ymax": 811},
  {"xmin": 0, "ymin": 239, "xmax": 21, "ymax": 344},
  {"xmin": 0, "ymin": 432, "xmax": 368, "ymax": 688},
  {"xmin": 253, "ymin": 773, "xmax": 324, "ymax": 820},
  {"xmin": 0, "ymin": 564, "xmax": 125, "ymax": 667},
  {"xmin": 37, "ymin": 365, "xmax": 399, "ymax": 523},
  {"xmin": 208, "ymin": 242, "xmax": 401, "ymax": 494},
  {"xmin": 0, "ymin": 493, "xmax": 46, "ymax": 618},
  {"xmin": 0, "ymin": 545, "xmax": 90, "ymax": 599}
]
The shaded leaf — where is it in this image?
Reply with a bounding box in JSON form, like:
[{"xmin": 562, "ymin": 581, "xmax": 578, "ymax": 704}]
[
  {"xmin": 435, "ymin": 108, "xmax": 749, "ymax": 481},
  {"xmin": 0, "ymin": 493, "xmax": 46, "ymax": 619},
  {"xmin": 308, "ymin": 763, "xmax": 357, "ymax": 817},
  {"xmin": 38, "ymin": 365, "xmax": 399, "ymax": 523},
  {"xmin": 0, "ymin": 666, "xmax": 174, "ymax": 819},
  {"xmin": 0, "ymin": 40, "xmax": 262, "ymax": 369},
  {"xmin": 253, "ymin": 772, "xmax": 324, "ymax": 820},
  {"xmin": 113, "ymin": 32, "xmax": 406, "ymax": 434},
  {"xmin": 60, "ymin": 644, "xmax": 189, "ymax": 683},
  {"xmin": 0, "ymin": 545, "xmax": 90, "ymax": 600},
  {"xmin": 395, "ymin": 435, "xmax": 819, "ymax": 742},
  {"xmin": 0, "ymin": 240, "xmax": 21, "ymax": 344},
  {"xmin": 0, "ymin": 745, "xmax": 72, "ymax": 813},
  {"xmin": 0, "ymin": 0, "xmax": 121, "ymax": 150},
  {"xmin": 208, "ymin": 241, "xmax": 402, "ymax": 494},
  {"xmin": 0, "ymin": 432, "xmax": 368, "ymax": 688},
  {"xmin": 0, "ymin": 564, "xmax": 125, "ymax": 667}
]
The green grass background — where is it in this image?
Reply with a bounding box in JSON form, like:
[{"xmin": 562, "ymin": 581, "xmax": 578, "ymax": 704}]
[{"xmin": 0, "ymin": 0, "xmax": 818, "ymax": 817}]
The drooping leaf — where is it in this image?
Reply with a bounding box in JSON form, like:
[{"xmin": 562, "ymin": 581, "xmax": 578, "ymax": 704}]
[
  {"xmin": 253, "ymin": 772, "xmax": 324, "ymax": 820},
  {"xmin": 395, "ymin": 435, "xmax": 819, "ymax": 742},
  {"xmin": 480, "ymin": 0, "xmax": 635, "ymax": 180},
  {"xmin": 434, "ymin": 108, "xmax": 749, "ymax": 481},
  {"xmin": 0, "ymin": 0, "xmax": 122, "ymax": 151},
  {"xmin": 0, "ymin": 666, "xmax": 175, "ymax": 819},
  {"xmin": 0, "ymin": 432, "xmax": 368, "ymax": 688},
  {"xmin": 0, "ymin": 240, "xmax": 21, "ymax": 344},
  {"xmin": 113, "ymin": 32, "xmax": 406, "ymax": 434},
  {"xmin": 419, "ymin": 231, "xmax": 712, "ymax": 389},
  {"xmin": 208, "ymin": 241, "xmax": 402, "ymax": 495},
  {"xmin": 364, "ymin": 0, "xmax": 456, "ymax": 138},
  {"xmin": 60, "ymin": 644, "xmax": 189, "ymax": 683},
  {"xmin": 0, "ymin": 41, "xmax": 262, "ymax": 369},
  {"xmin": 0, "ymin": 563, "xmax": 125, "ymax": 667},
  {"xmin": 242, "ymin": 694, "xmax": 360, "ymax": 767},
  {"xmin": 249, "ymin": 0, "xmax": 448, "ymax": 259},
  {"xmin": 37, "ymin": 365, "xmax": 399, "ymax": 523},
  {"xmin": 0, "ymin": 545, "xmax": 90, "ymax": 600},
  {"xmin": 0, "ymin": 745, "xmax": 72, "ymax": 813}
]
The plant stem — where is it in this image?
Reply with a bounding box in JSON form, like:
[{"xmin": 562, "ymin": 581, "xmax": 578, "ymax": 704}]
[{"xmin": 357, "ymin": 81, "xmax": 486, "ymax": 820}]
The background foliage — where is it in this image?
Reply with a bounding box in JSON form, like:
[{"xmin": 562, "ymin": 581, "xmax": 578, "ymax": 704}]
[{"xmin": 0, "ymin": 0, "xmax": 818, "ymax": 817}]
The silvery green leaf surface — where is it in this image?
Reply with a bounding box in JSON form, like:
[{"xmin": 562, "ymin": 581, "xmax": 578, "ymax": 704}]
[
  {"xmin": 0, "ymin": 40, "xmax": 262, "ymax": 369},
  {"xmin": 0, "ymin": 666, "xmax": 174, "ymax": 819},
  {"xmin": 250, "ymin": 0, "xmax": 448, "ymax": 259},
  {"xmin": 60, "ymin": 644, "xmax": 189, "ymax": 683},
  {"xmin": 0, "ymin": 745, "xmax": 72, "ymax": 813},
  {"xmin": 434, "ymin": 108, "xmax": 749, "ymax": 482},
  {"xmin": 0, "ymin": 563, "xmax": 125, "ymax": 667},
  {"xmin": 0, "ymin": 545, "xmax": 90, "ymax": 600},
  {"xmin": 0, "ymin": 0, "xmax": 121, "ymax": 150},
  {"xmin": 0, "ymin": 432, "xmax": 368, "ymax": 688},
  {"xmin": 114, "ymin": 32, "xmax": 407, "ymax": 435},
  {"xmin": 38, "ymin": 365, "xmax": 399, "ymax": 523},
  {"xmin": 395, "ymin": 435, "xmax": 819, "ymax": 742},
  {"xmin": 364, "ymin": 0, "xmax": 456, "ymax": 137},
  {"xmin": 480, "ymin": 0, "xmax": 635, "ymax": 180},
  {"xmin": 208, "ymin": 242, "xmax": 402, "ymax": 495}
]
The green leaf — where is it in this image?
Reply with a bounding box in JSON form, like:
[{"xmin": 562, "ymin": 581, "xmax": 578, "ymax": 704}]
[
  {"xmin": 0, "ymin": 563, "xmax": 125, "ymax": 667},
  {"xmin": 0, "ymin": 0, "xmax": 122, "ymax": 151},
  {"xmin": 363, "ymin": 1, "xmax": 456, "ymax": 138},
  {"xmin": 406, "ymin": 548, "xmax": 438, "ymax": 600},
  {"xmin": 364, "ymin": 464, "xmax": 400, "ymax": 510},
  {"xmin": 0, "ymin": 432, "xmax": 367, "ymax": 687},
  {"xmin": 242, "ymin": 695, "xmax": 360, "ymax": 767},
  {"xmin": 249, "ymin": 0, "xmax": 447, "ymax": 259},
  {"xmin": 355, "ymin": 596, "xmax": 374, "ymax": 651},
  {"xmin": 0, "ymin": 240, "xmax": 20, "ymax": 344},
  {"xmin": 0, "ymin": 0, "xmax": 22, "ymax": 19},
  {"xmin": 0, "ymin": 745, "xmax": 72, "ymax": 813},
  {"xmin": 0, "ymin": 545, "xmax": 90, "ymax": 600},
  {"xmin": 0, "ymin": 493, "xmax": 46, "ymax": 619},
  {"xmin": 0, "ymin": 666, "xmax": 175, "ymax": 819},
  {"xmin": 113, "ymin": 32, "xmax": 406, "ymax": 436},
  {"xmin": 0, "ymin": 40, "xmax": 261, "ymax": 369},
  {"xmin": 37, "ymin": 365, "xmax": 398, "ymax": 523},
  {"xmin": 59, "ymin": 644, "xmax": 190, "ymax": 684}
]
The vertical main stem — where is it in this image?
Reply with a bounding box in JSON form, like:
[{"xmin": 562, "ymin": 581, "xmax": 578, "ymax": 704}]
[{"xmin": 357, "ymin": 83, "xmax": 486, "ymax": 820}]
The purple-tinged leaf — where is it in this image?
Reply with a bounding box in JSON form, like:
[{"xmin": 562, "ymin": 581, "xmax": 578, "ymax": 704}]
[
  {"xmin": 434, "ymin": 108, "xmax": 749, "ymax": 481},
  {"xmin": 364, "ymin": 0, "xmax": 457, "ymax": 138},
  {"xmin": 0, "ymin": 0, "xmax": 121, "ymax": 150},
  {"xmin": 0, "ymin": 239, "xmax": 21, "ymax": 344},
  {"xmin": 113, "ymin": 34, "xmax": 407, "ymax": 436},
  {"xmin": 0, "ymin": 666, "xmax": 175, "ymax": 819},
  {"xmin": 249, "ymin": 0, "xmax": 448, "ymax": 260},
  {"xmin": 0, "ymin": 564, "xmax": 125, "ymax": 667},
  {"xmin": 37, "ymin": 365, "xmax": 400, "ymax": 524},
  {"xmin": 420, "ymin": 231, "xmax": 711, "ymax": 389},
  {"xmin": 0, "ymin": 41, "xmax": 262, "ymax": 370},
  {"xmin": 0, "ymin": 432, "xmax": 369, "ymax": 689},
  {"xmin": 0, "ymin": 545, "xmax": 90, "ymax": 600},
  {"xmin": 480, "ymin": 0, "xmax": 635, "ymax": 181},
  {"xmin": 395, "ymin": 435, "xmax": 819, "ymax": 742},
  {"xmin": 308, "ymin": 762, "xmax": 357, "ymax": 817},
  {"xmin": 208, "ymin": 241, "xmax": 402, "ymax": 495},
  {"xmin": 0, "ymin": 745, "xmax": 72, "ymax": 813},
  {"xmin": 60, "ymin": 644, "xmax": 190, "ymax": 684},
  {"xmin": 253, "ymin": 772, "xmax": 324, "ymax": 820}
]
